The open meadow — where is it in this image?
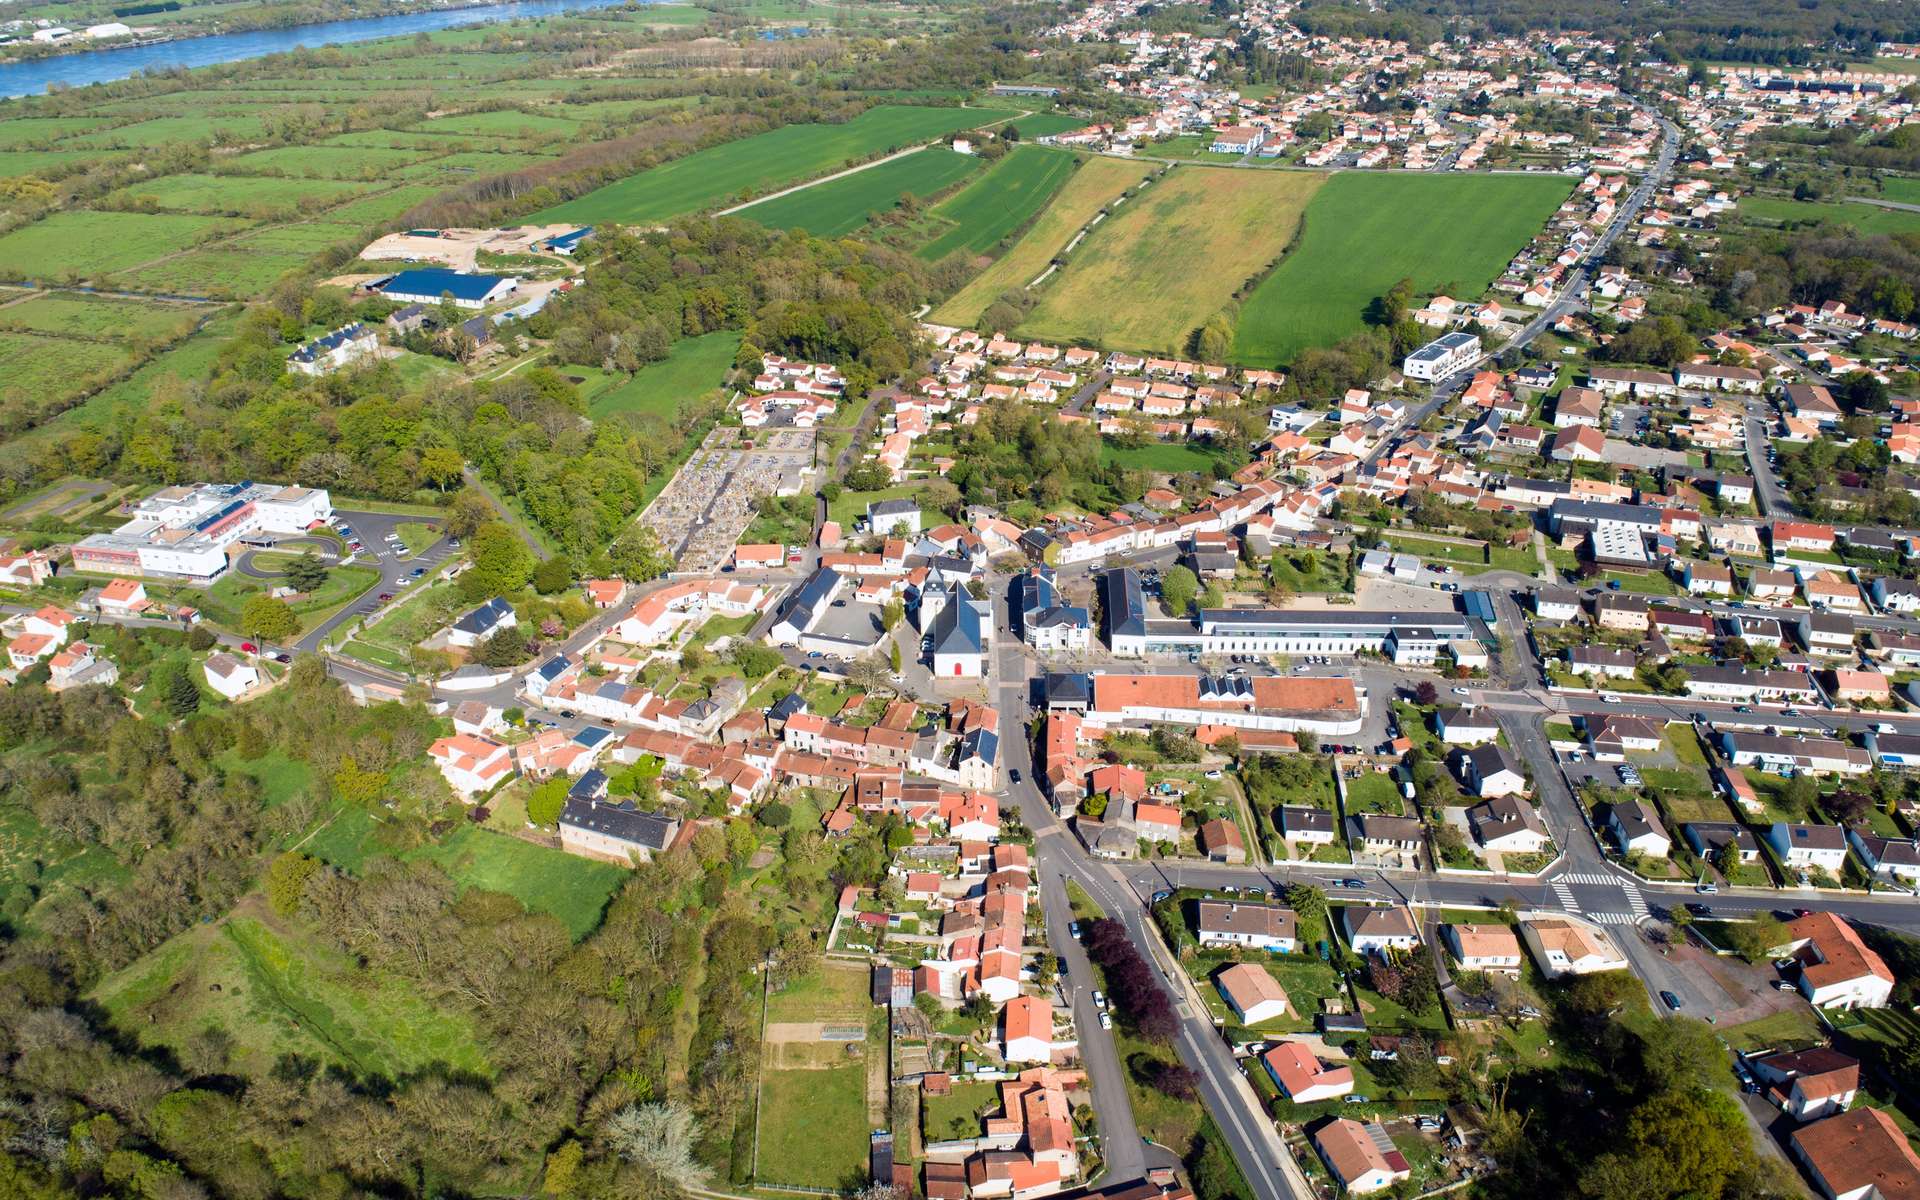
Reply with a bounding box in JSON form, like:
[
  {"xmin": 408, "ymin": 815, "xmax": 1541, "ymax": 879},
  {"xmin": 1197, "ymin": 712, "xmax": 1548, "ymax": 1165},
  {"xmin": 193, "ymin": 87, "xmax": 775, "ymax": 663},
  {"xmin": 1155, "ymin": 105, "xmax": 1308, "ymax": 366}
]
[
  {"xmin": 737, "ymin": 146, "xmax": 982, "ymax": 237},
  {"xmin": 535, "ymin": 104, "xmax": 1013, "ymax": 225},
  {"xmin": 932, "ymin": 154, "xmax": 1153, "ymax": 327},
  {"xmin": 588, "ymin": 329, "xmax": 741, "ymax": 421},
  {"xmin": 916, "ymin": 145, "xmax": 1078, "ymax": 262},
  {"xmin": 1017, "ymin": 165, "xmax": 1324, "ymax": 353},
  {"xmin": 1232, "ymin": 171, "xmax": 1573, "ymax": 364}
]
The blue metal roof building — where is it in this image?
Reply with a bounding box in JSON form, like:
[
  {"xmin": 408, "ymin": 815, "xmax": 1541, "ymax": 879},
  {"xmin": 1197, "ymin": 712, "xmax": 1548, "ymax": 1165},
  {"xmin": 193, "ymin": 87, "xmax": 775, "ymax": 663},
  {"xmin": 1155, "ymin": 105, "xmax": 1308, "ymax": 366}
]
[{"xmin": 379, "ymin": 268, "xmax": 518, "ymax": 309}]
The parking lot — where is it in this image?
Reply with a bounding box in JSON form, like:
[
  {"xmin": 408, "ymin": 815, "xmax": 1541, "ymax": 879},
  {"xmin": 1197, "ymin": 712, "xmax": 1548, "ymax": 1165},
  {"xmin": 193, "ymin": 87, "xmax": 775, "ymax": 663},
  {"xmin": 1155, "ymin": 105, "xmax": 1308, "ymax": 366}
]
[
  {"xmin": 295, "ymin": 509, "xmax": 455, "ymax": 653},
  {"xmin": 637, "ymin": 427, "xmax": 816, "ymax": 573}
]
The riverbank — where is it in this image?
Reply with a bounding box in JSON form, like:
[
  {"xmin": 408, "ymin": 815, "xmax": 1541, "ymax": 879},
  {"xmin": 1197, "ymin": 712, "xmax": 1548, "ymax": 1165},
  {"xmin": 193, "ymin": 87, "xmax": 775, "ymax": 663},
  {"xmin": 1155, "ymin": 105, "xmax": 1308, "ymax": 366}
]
[{"xmin": 0, "ymin": 0, "xmax": 649, "ymax": 98}]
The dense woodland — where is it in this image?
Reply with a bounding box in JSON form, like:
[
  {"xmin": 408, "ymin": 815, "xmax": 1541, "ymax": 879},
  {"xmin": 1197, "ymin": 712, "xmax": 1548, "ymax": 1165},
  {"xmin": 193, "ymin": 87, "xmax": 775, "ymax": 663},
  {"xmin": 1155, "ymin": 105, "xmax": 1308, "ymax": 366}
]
[{"xmin": 0, "ymin": 655, "xmax": 900, "ymax": 1198}]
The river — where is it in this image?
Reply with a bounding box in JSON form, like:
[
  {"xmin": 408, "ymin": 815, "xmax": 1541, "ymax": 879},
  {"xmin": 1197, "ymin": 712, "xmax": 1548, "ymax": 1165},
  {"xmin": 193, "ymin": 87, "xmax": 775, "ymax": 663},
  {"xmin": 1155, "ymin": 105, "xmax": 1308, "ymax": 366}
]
[{"xmin": 0, "ymin": 0, "xmax": 645, "ymax": 100}]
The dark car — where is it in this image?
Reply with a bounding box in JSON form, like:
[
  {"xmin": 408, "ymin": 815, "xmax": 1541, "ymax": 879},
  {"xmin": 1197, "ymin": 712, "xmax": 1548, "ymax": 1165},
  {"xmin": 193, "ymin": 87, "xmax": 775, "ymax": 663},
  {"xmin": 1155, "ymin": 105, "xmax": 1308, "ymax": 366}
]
[
  {"xmin": 1660, "ymin": 990, "xmax": 1683, "ymax": 1011},
  {"xmin": 1341, "ymin": 878, "xmax": 1367, "ymax": 889},
  {"xmin": 1686, "ymin": 902, "xmax": 1713, "ymax": 917},
  {"xmin": 558, "ymin": 709, "xmax": 576, "ymax": 720},
  {"xmin": 1009, "ymin": 769, "xmax": 1021, "ymax": 784},
  {"xmin": 378, "ymin": 592, "xmax": 394, "ymax": 601},
  {"xmin": 274, "ymin": 653, "xmax": 291, "ymax": 663}
]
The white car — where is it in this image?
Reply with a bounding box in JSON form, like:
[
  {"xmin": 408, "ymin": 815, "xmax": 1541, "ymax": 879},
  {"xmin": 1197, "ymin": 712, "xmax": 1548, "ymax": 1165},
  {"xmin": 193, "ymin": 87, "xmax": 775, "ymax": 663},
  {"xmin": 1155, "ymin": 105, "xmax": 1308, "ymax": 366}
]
[
  {"xmin": 1452, "ymin": 687, "xmax": 1470, "ymax": 696},
  {"xmin": 1099, "ymin": 1012, "xmax": 1112, "ymax": 1030}
]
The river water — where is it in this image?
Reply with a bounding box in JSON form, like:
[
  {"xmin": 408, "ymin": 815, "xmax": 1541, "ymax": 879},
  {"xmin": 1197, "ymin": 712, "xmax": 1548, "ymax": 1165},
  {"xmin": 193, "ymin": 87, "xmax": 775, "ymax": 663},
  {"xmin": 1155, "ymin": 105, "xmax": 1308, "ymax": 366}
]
[{"xmin": 0, "ymin": 0, "xmax": 644, "ymax": 100}]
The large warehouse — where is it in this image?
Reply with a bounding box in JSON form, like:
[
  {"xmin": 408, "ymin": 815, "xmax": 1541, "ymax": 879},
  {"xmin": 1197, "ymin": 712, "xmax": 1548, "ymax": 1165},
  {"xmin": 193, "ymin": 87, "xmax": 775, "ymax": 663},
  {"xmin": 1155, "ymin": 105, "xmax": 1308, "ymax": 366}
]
[{"xmin": 378, "ymin": 268, "xmax": 519, "ymax": 310}]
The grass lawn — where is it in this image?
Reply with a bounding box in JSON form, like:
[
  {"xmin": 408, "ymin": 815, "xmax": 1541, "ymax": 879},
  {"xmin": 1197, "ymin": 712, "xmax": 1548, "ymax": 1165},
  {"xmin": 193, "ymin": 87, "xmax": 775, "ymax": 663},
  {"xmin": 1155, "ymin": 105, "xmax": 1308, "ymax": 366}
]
[
  {"xmin": 916, "ymin": 145, "xmax": 1078, "ymax": 261},
  {"xmin": 88, "ymin": 913, "xmax": 488, "ymax": 1080},
  {"xmin": 1737, "ymin": 196, "xmax": 1920, "ymax": 238},
  {"xmin": 756, "ymin": 1063, "xmax": 871, "ymax": 1189},
  {"xmin": 1721, "ymin": 1006, "xmax": 1825, "ymax": 1052},
  {"xmin": 394, "ymin": 521, "xmax": 441, "ymax": 555},
  {"xmin": 1018, "ymin": 166, "xmax": 1324, "ymax": 354},
  {"xmin": 409, "ymin": 827, "xmax": 627, "ymax": 940},
  {"xmin": 0, "ymin": 292, "xmax": 211, "ymax": 343},
  {"xmin": 1006, "ymin": 113, "xmax": 1088, "ymax": 139},
  {"xmin": 535, "ymin": 105, "xmax": 1013, "ymax": 225},
  {"xmin": 206, "ymin": 562, "xmax": 379, "ymax": 635},
  {"xmin": 931, "ymin": 155, "xmax": 1152, "ymax": 327},
  {"xmin": 1665, "ymin": 724, "xmax": 1707, "ymax": 766},
  {"xmin": 588, "ymin": 330, "xmax": 740, "ymax": 422},
  {"xmin": 737, "ymin": 147, "xmax": 982, "ymax": 237},
  {"xmin": 828, "ymin": 482, "xmax": 923, "ymax": 528},
  {"xmin": 1100, "ymin": 438, "xmax": 1230, "ymax": 474},
  {"xmin": 1603, "ymin": 571, "xmax": 1679, "ymax": 596},
  {"xmin": 219, "ymin": 749, "xmax": 314, "ymax": 808},
  {"xmin": 766, "ymin": 962, "xmax": 871, "ymax": 1022},
  {"xmin": 922, "ymin": 1079, "xmax": 1001, "ymax": 1141},
  {"xmin": 1344, "ymin": 771, "xmax": 1405, "ymax": 815},
  {"xmin": 1232, "ymin": 172, "xmax": 1571, "ymax": 365}
]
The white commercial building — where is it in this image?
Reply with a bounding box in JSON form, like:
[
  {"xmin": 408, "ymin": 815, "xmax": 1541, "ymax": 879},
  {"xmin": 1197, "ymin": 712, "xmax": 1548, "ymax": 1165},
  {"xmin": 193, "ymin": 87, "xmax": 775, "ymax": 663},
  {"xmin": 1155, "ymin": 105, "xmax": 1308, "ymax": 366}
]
[{"xmin": 71, "ymin": 482, "xmax": 332, "ymax": 582}]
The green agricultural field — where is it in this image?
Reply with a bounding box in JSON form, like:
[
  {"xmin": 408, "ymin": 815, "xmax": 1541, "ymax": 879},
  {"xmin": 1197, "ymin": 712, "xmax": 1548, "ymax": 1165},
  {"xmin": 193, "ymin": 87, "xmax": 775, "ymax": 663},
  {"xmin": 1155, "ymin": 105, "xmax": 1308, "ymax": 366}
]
[
  {"xmin": 397, "ymin": 151, "xmax": 560, "ymax": 184},
  {"xmin": 323, "ymin": 185, "xmax": 453, "ymax": 227},
  {"xmin": 933, "ymin": 154, "xmax": 1152, "ymax": 326},
  {"xmin": 738, "ymin": 147, "xmax": 981, "ymax": 237},
  {"xmin": 0, "ymin": 211, "xmax": 246, "ymax": 282},
  {"xmin": 0, "ymin": 149, "xmax": 101, "ymax": 178},
  {"xmin": 57, "ymin": 114, "xmax": 268, "ymax": 148},
  {"xmin": 1233, "ymin": 172, "xmax": 1572, "ymax": 365},
  {"xmin": 0, "ymin": 292, "xmax": 210, "ymax": 343},
  {"xmin": 412, "ymin": 109, "xmax": 585, "ymax": 137},
  {"xmin": 916, "ymin": 145, "xmax": 1077, "ymax": 262},
  {"xmin": 103, "ymin": 172, "xmax": 373, "ymax": 217},
  {"xmin": 409, "ymin": 826, "xmax": 626, "ymax": 940},
  {"xmin": 1019, "ymin": 166, "xmax": 1323, "ymax": 354},
  {"xmin": 757, "ymin": 1064, "xmax": 871, "ymax": 1188},
  {"xmin": 1737, "ymin": 195, "xmax": 1920, "ymax": 237},
  {"xmin": 589, "ymin": 330, "xmax": 741, "ymax": 420},
  {"xmin": 118, "ymin": 245, "xmax": 314, "ymax": 298},
  {"xmin": 1876, "ymin": 177, "xmax": 1920, "ymax": 206},
  {"xmin": 222, "ymin": 144, "xmax": 435, "ymax": 180},
  {"xmin": 89, "ymin": 914, "xmax": 489, "ymax": 1080},
  {"xmin": 535, "ymin": 105, "xmax": 1014, "ymax": 225},
  {"xmin": 0, "ymin": 311, "xmax": 240, "ymax": 472},
  {"xmin": 0, "ymin": 332, "xmax": 134, "ymax": 408},
  {"xmin": 0, "ymin": 117, "xmax": 98, "ymax": 147},
  {"xmin": 1006, "ymin": 113, "xmax": 1088, "ymax": 139}
]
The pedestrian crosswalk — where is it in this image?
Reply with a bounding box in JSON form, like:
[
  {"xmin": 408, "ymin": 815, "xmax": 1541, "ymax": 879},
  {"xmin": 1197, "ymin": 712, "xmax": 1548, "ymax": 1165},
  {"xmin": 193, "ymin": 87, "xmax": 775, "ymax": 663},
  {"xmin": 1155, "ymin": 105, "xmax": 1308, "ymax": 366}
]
[
  {"xmin": 1557, "ymin": 872, "xmax": 1622, "ymax": 886},
  {"xmin": 1550, "ymin": 880, "xmax": 1578, "ymax": 912},
  {"xmin": 1622, "ymin": 885, "xmax": 1650, "ymax": 921},
  {"xmin": 1589, "ymin": 911, "xmax": 1640, "ymax": 926}
]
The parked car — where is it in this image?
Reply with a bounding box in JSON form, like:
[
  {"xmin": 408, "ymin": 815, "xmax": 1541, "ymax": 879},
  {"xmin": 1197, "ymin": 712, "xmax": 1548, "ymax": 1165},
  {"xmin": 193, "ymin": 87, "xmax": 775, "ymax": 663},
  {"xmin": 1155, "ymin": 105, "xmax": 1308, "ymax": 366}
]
[
  {"xmin": 1344, "ymin": 1096, "xmax": 1371, "ymax": 1105},
  {"xmin": 1099, "ymin": 1012, "xmax": 1112, "ymax": 1030},
  {"xmin": 1009, "ymin": 769, "xmax": 1021, "ymax": 784},
  {"xmin": 240, "ymin": 642, "xmax": 257, "ymax": 653},
  {"xmin": 1660, "ymin": 991, "xmax": 1683, "ymax": 1010}
]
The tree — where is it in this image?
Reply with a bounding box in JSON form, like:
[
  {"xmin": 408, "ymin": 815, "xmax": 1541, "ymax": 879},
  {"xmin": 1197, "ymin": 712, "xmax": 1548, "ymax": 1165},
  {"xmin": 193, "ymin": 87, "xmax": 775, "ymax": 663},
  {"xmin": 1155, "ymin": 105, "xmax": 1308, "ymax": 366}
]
[
  {"xmin": 1727, "ymin": 913, "xmax": 1787, "ymax": 964},
  {"xmin": 913, "ymin": 991, "xmax": 944, "ymax": 1024},
  {"xmin": 603, "ymin": 1102, "xmax": 707, "ymax": 1189},
  {"xmin": 162, "ymin": 665, "xmax": 201, "ymax": 718},
  {"xmin": 264, "ymin": 851, "xmax": 319, "ymax": 917},
  {"xmin": 527, "ymin": 777, "xmax": 569, "ymax": 826},
  {"xmin": 1287, "ymin": 883, "xmax": 1328, "ymax": 944},
  {"xmin": 446, "ymin": 488, "xmax": 494, "ymax": 540},
  {"xmin": 757, "ymin": 801, "xmax": 792, "ymax": 828},
  {"xmin": 240, "ymin": 595, "xmax": 298, "ymax": 643},
  {"xmin": 531, "ymin": 555, "xmax": 573, "ymax": 595},
  {"xmin": 609, "ymin": 525, "xmax": 673, "ymax": 582},
  {"xmin": 283, "ymin": 550, "xmax": 329, "ymax": 593},
  {"xmin": 1413, "ymin": 681, "xmax": 1439, "ymax": 706},
  {"xmin": 419, "ymin": 446, "xmax": 464, "ymax": 493},
  {"xmin": 1159, "ymin": 565, "xmax": 1198, "ymax": 616},
  {"xmin": 478, "ymin": 625, "xmax": 533, "ymax": 668},
  {"xmin": 461, "ymin": 522, "xmax": 535, "ymax": 600},
  {"xmin": 729, "ymin": 640, "xmax": 783, "ymax": 679}
]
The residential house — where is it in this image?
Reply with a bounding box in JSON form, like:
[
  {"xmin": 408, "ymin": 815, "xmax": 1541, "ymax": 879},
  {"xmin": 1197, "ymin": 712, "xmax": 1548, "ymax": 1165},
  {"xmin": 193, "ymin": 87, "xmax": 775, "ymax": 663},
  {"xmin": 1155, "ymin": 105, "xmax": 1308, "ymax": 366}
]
[
  {"xmin": 1344, "ymin": 906, "xmax": 1420, "ymax": 955},
  {"xmin": 1199, "ymin": 818, "xmax": 1247, "ymax": 864},
  {"xmin": 1605, "ymin": 799, "xmax": 1671, "ymax": 859},
  {"xmin": 1214, "ymin": 962, "xmax": 1290, "ymax": 1025},
  {"xmin": 1311, "ymin": 1119, "xmax": 1410, "ymax": 1196},
  {"xmin": 202, "ymin": 652, "xmax": 259, "ymax": 700},
  {"xmin": 1777, "ymin": 912, "xmax": 1894, "ymax": 1010},
  {"xmin": 1196, "ymin": 901, "xmax": 1297, "ymax": 952},
  {"xmin": 1789, "ymin": 1108, "xmax": 1920, "ymax": 1200},
  {"xmin": 1261, "ymin": 1041, "xmax": 1354, "ymax": 1103},
  {"xmin": 1766, "ymin": 823, "xmax": 1850, "ymax": 875},
  {"xmin": 448, "ymin": 597, "xmax": 517, "ymax": 649},
  {"xmin": 1443, "ymin": 923, "xmax": 1523, "ymax": 974},
  {"xmin": 1467, "ymin": 795, "xmax": 1550, "ymax": 853},
  {"xmin": 1435, "ymin": 705, "xmax": 1498, "ymax": 746},
  {"xmin": 1750, "ymin": 1047, "xmax": 1861, "ymax": 1123},
  {"xmin": 1521, "ymin": 919, "xmax": 1629, "ymax": 978},
  {"xmin": 1003, "ymin": 996, "xmax": 1056, "ymax": 1065},
  {"xmin": 1461, "ymin": 744, "xmax": 1527, "ymax": 798},
  {"xmin": 429, "ymin": 734, "xmax": 514, "ymax": 799},
  {"xmin": 1848, "ymin": 831, "xmax": 1920, "ymax": 886}
]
